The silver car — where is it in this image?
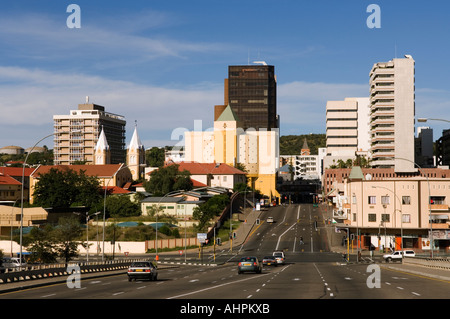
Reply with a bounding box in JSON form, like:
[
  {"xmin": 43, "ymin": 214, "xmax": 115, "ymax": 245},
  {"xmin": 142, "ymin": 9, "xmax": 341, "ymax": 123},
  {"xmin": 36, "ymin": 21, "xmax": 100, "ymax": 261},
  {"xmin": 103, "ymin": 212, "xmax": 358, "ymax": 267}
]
[{"xmin": 127, "ymin": 261, "xmax": 158, "ymax": 281}]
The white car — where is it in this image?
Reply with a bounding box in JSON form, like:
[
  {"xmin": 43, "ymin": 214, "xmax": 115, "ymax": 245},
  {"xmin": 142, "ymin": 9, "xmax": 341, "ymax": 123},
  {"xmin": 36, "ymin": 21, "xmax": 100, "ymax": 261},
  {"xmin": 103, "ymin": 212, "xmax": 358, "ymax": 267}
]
[
  {"xmin": 272, "ymin": 251, "xmax": 285, "ymax": 265},
  {"xmin": 266, "ymin": 217, "xmax": 274, "ymax": 223},
  {"xmin": 383, "ymin": 250, "xmax": 416, "ymax": 262}
]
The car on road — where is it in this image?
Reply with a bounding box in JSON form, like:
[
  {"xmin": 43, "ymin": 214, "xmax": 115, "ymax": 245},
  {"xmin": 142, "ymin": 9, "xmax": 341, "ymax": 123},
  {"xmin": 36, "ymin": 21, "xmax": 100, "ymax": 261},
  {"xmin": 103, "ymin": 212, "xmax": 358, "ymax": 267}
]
[
  {"xmin": 273, "ymin": 251, "xmax": 285, "ymax": 265},
  {"xmin": 266, "ymin": 217, "xmax": 274, "ymax": 223},
  {"xmin": 262, "ymin": 256, "xmax": 277, "ymax": 267},
  {"xmin": 1, "ymin": 257, "xmax": 28, "ymax": 271},
  {"xmin": 383, "ymin": 250, "xmax": 416, "ymax": 263},
  {"xmin": 127, "ymin": 261, "xmax": 158, "ymax": 281},
  {"xmin": 238, "ymin": 256, "xmax": 262, "ymax": 274}
]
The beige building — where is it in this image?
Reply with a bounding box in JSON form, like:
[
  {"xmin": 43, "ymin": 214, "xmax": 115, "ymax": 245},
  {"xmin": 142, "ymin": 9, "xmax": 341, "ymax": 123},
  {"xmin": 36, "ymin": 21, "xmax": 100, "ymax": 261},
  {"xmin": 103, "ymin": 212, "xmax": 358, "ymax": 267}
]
[
  {"xmin": 184, "ymin": 105, "xmax": 280, "ymax": 200},
  {"xmin": 369, "ymin": 55, "xmax": 416, "ymax": 172},
  {"xmin": 0, "ymin": 205, "xmax": 48, "ymax": 237},
  {"xmin": 53, "ymin": 101, "xmax": 126, "ymax": 165},
  {"xmin": 333, "ymin": 166, "xmax": 450, "ymax": 252}
]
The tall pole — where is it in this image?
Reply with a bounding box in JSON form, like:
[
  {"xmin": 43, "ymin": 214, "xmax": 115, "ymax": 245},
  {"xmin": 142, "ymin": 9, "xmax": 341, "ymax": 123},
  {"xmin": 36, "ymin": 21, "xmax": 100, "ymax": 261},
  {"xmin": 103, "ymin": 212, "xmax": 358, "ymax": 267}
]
[
  {"xmin": 20, "ymin": 133, "xmax": 56, "ymax": 264},
  {"xmin": 394, "ymin": 157, "xmax": 433, "ymax": 257}
]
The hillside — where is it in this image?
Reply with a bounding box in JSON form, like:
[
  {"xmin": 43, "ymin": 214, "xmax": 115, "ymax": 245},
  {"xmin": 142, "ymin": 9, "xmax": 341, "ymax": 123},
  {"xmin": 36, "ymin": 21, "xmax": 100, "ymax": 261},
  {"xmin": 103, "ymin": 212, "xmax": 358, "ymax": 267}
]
[{"xmin": 279, "ymin": 134, "xmax": 326, "ymax": 155}]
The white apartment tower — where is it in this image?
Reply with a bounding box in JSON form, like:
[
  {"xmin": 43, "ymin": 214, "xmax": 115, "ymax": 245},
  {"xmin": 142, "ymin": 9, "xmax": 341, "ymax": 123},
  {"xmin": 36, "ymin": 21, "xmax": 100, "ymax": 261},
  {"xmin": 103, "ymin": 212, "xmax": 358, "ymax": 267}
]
[
  {"xmin": 369, "ymin": 55, "xmax": 415, "ymax": 172},
  {"xmin": 324, "ymin": 97, "xmax": 370, "ymax": 169},
  {"xmin": 53, "ymin": 102, "xmax": 126, "ymax": 165}
]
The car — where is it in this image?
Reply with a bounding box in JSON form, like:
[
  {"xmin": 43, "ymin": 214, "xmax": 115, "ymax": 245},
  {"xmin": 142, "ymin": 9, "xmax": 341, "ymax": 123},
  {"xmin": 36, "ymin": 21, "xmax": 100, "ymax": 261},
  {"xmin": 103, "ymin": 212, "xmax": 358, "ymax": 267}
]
[
  {"xmin": 262, "ymin": 256, "xmax": 277, "ymax": 267},
  {"xmin": 127, "ymin": 261, "xmax": 158, "ymax": 281},
  {"xmin": 1, "ymin": 257, "xmax": 28, "ymax": 271},
  {"xmin": 383, "ymin": 250, "xmax": 416, "ymax": 263},
  {"xmin": 266, "ymin": 217, "xmax": 274, "ymax": 223},
  {"xmin": 238, "ymin": 256, "xmax": 262, "ymax": 274},
  {"xmin": 402, "ymin": 250, "xmax": 416, "ymax": 257},
  {"xmin": 272, "ymin": 251, "xmax": 286, "ymax": 265}
]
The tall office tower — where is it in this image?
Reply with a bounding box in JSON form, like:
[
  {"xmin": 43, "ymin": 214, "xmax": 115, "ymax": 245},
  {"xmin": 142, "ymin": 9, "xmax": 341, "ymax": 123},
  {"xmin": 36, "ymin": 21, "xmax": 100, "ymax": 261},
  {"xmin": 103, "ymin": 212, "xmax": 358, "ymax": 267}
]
[
  {"xmin": 225, "ymin": 63, "xmax": 278, "ymax": 131},
  {"xmin": 53, "ymin": 101, "xmax": 126, "ymax": 165},
  {"xmin": 325, "ymin": 97, "xmax": 370, "ymax": 161},
  {"xmin": 369, "ymin": 55, "xmax": 415, "ymax": 172}
]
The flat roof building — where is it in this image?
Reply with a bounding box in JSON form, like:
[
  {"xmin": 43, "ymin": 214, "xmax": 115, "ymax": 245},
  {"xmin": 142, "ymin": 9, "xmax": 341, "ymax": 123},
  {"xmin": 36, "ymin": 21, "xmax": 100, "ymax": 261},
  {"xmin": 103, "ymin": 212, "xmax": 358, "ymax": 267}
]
[{"xmin": 53, "ymin": 101, "xmax": 126, "ymax": 165}]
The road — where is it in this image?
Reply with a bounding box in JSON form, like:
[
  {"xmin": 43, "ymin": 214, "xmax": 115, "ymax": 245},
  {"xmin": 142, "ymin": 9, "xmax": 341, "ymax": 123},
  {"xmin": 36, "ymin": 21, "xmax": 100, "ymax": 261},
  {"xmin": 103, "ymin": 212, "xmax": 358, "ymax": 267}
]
[{"xmin": 1, "ymin": 204, "xmax": 449, "ymax": 304}]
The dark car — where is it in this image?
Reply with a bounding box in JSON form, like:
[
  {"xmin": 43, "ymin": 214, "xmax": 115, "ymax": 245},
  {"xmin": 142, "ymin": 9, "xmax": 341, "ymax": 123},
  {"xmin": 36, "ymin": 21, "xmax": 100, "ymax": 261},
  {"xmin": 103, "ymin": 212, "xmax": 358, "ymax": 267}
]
[
  {"xmin": 262, "ymin": 256, "xmax": 277, "ymax": 267},
  {"xmin": 127, "ymin": 261, "xmax": 158, "ymax": 281},
  {"xmin": 238, "ymin": 256, "xmax": 262, "ymax": 274}
]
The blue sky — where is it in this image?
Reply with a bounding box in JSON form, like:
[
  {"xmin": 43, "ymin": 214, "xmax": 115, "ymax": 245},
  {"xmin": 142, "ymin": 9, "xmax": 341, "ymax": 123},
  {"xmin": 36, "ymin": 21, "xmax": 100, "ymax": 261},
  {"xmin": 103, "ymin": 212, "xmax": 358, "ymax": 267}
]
[{"xmin": 1, "ymin": 0, "xmax": 449, "ymax": 150}]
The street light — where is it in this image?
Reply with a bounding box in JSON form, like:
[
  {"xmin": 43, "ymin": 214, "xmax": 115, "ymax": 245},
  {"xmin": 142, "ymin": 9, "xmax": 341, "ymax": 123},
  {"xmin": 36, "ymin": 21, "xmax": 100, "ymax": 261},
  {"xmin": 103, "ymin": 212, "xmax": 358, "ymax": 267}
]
[
  {"xmin": 73, "ymin": 211, "xmax": 101, "ymax": 262},
  {"xmin": 372, "ymin": 185, "xmax": 403, "ymax": 251},
  {"xmin": 393, "ymin": 157, "xmax": 433, "ymax": 257},
  {"xmin": 417, "ymin": 118, "xmax": 450, "ymax": 123},
  {"xmin": 19, "ymin": 132, "xmax": 57, "ymax": 264},
  {"xmin": 102, "ymin": 163, "xmax": 145, "ymax": 262}
]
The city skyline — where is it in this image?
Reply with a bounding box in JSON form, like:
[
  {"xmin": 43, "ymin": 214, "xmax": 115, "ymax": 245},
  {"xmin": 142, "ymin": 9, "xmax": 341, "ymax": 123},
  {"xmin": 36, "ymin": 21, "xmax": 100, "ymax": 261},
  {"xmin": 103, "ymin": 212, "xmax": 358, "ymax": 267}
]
[{"xmin": 1, "ymin": 1, "xmax": 450, "ymax": 150}]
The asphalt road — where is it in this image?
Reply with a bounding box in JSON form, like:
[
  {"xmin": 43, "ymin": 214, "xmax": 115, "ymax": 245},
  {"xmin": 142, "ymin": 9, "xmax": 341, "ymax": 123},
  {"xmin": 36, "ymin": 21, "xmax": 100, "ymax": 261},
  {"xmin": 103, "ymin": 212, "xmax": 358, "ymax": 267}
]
[{"xmin": 1, "ymin": 204, "xmax": 449, "ymax": 304}]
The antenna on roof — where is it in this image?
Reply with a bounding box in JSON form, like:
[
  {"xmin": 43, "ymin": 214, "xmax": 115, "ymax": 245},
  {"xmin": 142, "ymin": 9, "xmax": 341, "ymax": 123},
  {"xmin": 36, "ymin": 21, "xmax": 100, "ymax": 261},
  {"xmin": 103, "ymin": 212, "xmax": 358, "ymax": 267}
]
[{"xmin": 86, "ymin": 96, "xmax": 89, "ymax": 103}]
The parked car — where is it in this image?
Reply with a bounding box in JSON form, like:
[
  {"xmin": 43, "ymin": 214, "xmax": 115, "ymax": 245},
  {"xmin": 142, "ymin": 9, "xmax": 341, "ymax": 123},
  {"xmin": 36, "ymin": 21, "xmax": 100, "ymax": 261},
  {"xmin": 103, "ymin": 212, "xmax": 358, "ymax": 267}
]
[
  {"xmin": 402, "ymin": 250, "xmax": 416, "ymax": 257},
  {"xmin": 127, "ymin": 261, "xmax": 158, "ymax": 281},
  {"xmin": 262, "ymin": 256, "xmax": 277, "ymax": 267},
  {"xmin": 1, "ymin": 257, "xmax": 28, "ymax": 271},
  {"xmin": 383, "ymin": 250, "xmax": 415, "ymax": 262},
  {"xmin": 238, "ymin": 256, "xmax": 262, "ymax": 274},
  {"xmin": 273, "ymin": 251, "xmax": 286, "ymax": 265}
]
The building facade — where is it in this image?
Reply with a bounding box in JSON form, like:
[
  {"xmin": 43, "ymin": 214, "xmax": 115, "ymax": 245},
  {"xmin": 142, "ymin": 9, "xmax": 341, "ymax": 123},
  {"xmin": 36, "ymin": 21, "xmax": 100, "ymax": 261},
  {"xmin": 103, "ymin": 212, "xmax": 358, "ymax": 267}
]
[
  {"xmin": 226, "ymin": 63, "xmax": 278, "ymax": 131},
  {"xmin": 369, "ymin": 56, "xmax": 416, "ymax": 172},
  {"xmin": 53, "ymin": 102, "xmax": 126, "ymax": 165},
  {"xmin": 335, "ymin": 167, "xmax": 450, "ymax": 252}
]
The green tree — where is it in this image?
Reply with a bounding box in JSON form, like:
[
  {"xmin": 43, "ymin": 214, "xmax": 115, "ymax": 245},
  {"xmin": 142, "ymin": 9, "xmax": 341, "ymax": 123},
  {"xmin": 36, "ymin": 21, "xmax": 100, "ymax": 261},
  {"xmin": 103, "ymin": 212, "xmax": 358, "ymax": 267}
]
[
  {"xmin": 53, "ymin": 217, "xmax": 83, "ymax": 263},
  {"xmin": 33, "ymin": 168, "xmax": 101, "ymax": 208},
  {"xmin": 145, "ymin": 147, "xmax": 165, "ymax": 167},
  {"xmin": 105, "ymin": 195, "xmax": 141, "ymax": 218},
  {"xmin": 193, "ymin": 194, "xmax": 230, "ymax": 231},
  {"xmin": 24, "ymin": 225, "xmax": 58, "ymax": 263},
  {"xmin": 144, "ymin": 164, "xmax": 193, "ymax": 196}
]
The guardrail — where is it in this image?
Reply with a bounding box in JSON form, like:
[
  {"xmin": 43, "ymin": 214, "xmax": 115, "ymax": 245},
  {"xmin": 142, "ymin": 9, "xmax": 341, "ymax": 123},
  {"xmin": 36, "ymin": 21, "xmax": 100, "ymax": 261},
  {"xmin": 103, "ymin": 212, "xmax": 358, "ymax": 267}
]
[
  {"xmin": 0, "ymin": 259, "xmax": 140, "ymax": 284},
  {"xmin": 403, "ymin": 256, "xmax": 450, "ymax": 270}
]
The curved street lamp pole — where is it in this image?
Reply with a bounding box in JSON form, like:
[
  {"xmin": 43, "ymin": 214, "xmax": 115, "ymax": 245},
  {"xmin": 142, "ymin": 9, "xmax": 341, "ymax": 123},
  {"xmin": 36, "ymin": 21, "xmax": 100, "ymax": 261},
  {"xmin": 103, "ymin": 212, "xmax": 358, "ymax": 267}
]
[
  {"xmin": 19, "ymin": 132, "xmax": 56, "ymax": 264},
  {"xmin": 394, "ymin": 157, "xmax": 433, "ymax": 257}
]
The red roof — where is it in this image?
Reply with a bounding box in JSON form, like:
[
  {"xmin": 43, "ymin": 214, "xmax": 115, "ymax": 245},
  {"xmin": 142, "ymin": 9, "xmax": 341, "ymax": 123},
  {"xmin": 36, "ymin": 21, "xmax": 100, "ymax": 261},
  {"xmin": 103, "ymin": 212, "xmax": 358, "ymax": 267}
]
[
  {"xmin": 172, "ymin": 162, "xmax": 246, "ymax": 176},
  {"xmin": 0, "ymin": 167, "xmax": 35, "ymax": 177},
  {"xmin": 191, "ymin": 178, "xmax": 208, "ymax": 187},
  {"xmin": 102, "ymin": 186, "xmax": 131, "ymax": 194},
  {"xmin": 0, "ymin": 174, "xmax": 22, "ymax": 186},
  {"xmin": 31, "ymin": 164, "xmax": 125, "ymax": 178}
]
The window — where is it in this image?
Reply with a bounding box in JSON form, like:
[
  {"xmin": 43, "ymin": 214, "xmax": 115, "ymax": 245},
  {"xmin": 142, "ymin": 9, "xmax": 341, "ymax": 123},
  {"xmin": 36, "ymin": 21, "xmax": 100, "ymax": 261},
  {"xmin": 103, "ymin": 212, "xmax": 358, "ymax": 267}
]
[
  {"xmin": 368, "ymin": 196, "xmax": 376, "ymax": 204},
  {"xmin": 368, "ymin": 214, "xmax": 377, "ymax": 222},
  {"xmin": 381, "ymin": 196, "xmax": 390, "ymax": 205},
  {"xmin": 381, "ymin": 214, "xmax": 390, "ymax": 222},
  {"xmin": 402, "ymin": 214, "xmax": 411, "ymax": 223},
  {"xmin": 402, "ymin": 196, "xmax": 411, "ymax": 205}
]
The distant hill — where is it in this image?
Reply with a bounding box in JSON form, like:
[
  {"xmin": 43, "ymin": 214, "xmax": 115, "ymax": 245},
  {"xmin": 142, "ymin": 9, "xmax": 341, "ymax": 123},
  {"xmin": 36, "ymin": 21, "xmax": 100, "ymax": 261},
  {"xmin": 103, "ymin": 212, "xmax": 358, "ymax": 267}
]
[{"xmin": 279, "ymin": 134, "xmax": 326, "ymax": 155}]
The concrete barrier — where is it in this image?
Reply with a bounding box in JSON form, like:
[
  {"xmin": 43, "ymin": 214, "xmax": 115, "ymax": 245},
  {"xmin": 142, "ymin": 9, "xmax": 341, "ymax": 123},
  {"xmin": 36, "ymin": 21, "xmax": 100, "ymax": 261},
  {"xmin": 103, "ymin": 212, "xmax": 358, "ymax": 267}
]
[{"xmin": 403, "ymin": 256, "xmax": 450, "ymax": 270}]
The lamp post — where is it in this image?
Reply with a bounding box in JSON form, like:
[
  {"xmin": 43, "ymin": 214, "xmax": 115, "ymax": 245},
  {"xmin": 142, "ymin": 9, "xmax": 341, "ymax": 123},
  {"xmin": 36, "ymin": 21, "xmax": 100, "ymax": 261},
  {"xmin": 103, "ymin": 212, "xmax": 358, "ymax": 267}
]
[
  {"xmin": 417, "ymin": 118, "xmax": 450, "ymax": 123},
  {"xmin": 372, "ymin": 185, "xmax": 403, "ymax": 251},
  {"xmin": 102, "ymin": 163, "xmax": 145, "ymax": 262},
  {"xmin": 393, "ymin": 157, "xmax": 433, "ymax": 257},
  {"xmin": 19, "ymin": 132, "xmax": 57, "ymax": 264},
  {"xmin": 73, "ymin": 211, "xmax": 101, "ymax": 262}
]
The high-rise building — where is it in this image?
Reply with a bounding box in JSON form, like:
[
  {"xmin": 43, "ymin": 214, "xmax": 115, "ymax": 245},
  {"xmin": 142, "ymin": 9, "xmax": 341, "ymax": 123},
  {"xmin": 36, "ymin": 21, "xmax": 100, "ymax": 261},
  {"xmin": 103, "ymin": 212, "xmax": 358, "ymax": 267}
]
[
  {"xmin": 224, "ymin": 63, "xmax": 278, "ymax": 131},
  {"xmin": 369, "ymin": 55, "xmax": 416, "ymax": 172},
  {"xmin": 324, "ymin": 97, "xmax": 370, "ymax": 168},
  {"xmin": 53, "ymin": 101, "xmax": 126, "ymax": 165}
]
